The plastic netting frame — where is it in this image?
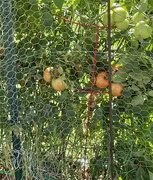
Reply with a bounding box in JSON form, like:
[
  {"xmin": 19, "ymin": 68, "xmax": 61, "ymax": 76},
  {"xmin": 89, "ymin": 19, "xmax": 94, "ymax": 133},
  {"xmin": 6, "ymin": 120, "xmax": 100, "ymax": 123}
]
[{"xmin": 1, "ymin": 0, "xmax": 153, "ymax": 180}]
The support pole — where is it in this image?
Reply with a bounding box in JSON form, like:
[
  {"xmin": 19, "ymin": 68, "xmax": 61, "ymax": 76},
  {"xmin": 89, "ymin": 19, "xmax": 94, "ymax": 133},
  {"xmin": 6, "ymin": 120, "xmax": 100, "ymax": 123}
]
[
  {"xmin": 107, "ymin": 0, "xmax": 114, "ymax": 179},
  {"xmin": 1, "ymin": 1, "xmax": 22, "ymax": 179}
]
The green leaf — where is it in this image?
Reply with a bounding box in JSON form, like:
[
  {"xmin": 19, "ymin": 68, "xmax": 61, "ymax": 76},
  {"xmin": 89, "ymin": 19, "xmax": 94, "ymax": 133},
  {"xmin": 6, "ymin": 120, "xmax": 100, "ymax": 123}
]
[
  {"xmin": 112, "ymin": 67, "xmax": 127, "ymax": 83},
  {"xmin": 131, "ymin": 84, "xmax": 140, "ymax": 91},
  {"xmin": 72, "ymin": 0, "xmax": 80, "ymax": 9},
  {"xmin": 141, "ymin": 71, "xmax": 150, "ymax": 84},
  {"xmin": 148, "ymin": 91, "xmax": 153, "ymax": 97},
  {"xmin": 29, "ymin": 0, "xmax": 37, "ymax": 3},
  {"xmin": 148, "ymin": 170, "xmax": 153, "ymax": 180},
  {"xmin": 139, "ymin": 1, "xmax": 148, "ymax": 13},
  {"xmin": 129, "ymin": 72, "xmax": 142, "ymax": 81},
  {"xmin": 148, "ymin": 0, "xmax": 153, "ymax": 6},
  {"xmin": 53, "ymin": 0, "xmax": 64, "ymax": 9},
  {"xmin": 110, "ymin": 0, "xmax": 114, "ymax": 7},
  {"xmin": 16, "ymin": 72, "xmax": 23, "ymax": 80},
  {"xmin": 131, "ymin": 95, "xmax": 145, "ymax": 106},
  {"xmin": 58, "ymin": 66, "xmax": 64, "ymax": 74},
  {"xmin": 41, "ymin": 10, "xmax": 53, "ymax": 28},
  {"xmin": 124, "ymin": 0, "xmax": 133, "ymax": 9}
]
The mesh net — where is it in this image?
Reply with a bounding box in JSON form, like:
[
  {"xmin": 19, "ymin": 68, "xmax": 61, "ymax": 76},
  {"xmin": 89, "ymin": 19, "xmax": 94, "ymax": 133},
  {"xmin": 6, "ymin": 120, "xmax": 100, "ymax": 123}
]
[{"xmin": 1, "ymin": 0, "xmax": 153, "ymax": 179}]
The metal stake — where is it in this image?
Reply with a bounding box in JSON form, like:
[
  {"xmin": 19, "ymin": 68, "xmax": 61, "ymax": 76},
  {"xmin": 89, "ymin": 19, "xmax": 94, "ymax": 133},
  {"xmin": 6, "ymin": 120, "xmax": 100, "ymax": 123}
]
[{"xmin": 107, "ymin": 0, "xmax": 114, "ymax": 179}]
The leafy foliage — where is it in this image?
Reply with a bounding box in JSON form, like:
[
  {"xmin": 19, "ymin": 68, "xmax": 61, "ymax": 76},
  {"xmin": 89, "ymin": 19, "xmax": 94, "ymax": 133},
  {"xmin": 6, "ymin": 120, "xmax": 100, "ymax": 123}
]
[{"xmin": 0, "ymin": 0, "xmax": 153, "ymax": 179}]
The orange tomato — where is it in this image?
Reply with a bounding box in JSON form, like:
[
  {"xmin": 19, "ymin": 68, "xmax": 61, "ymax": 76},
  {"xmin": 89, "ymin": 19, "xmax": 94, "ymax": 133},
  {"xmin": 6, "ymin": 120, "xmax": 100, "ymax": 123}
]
[
  {"xmin": 95, "ymin": 72, "xmax": 109, "ymax": 88},
  {"xmin": 111, "ymin": 83, "xmax": 124, "ymax": 97},
  {"xmin": 112, "ymin": 66, "xmax": 122, "ymax": 74},
  {"xmin": 51, "ymin": 77, "xmax": 66, "ymax": 91},
  {"xmin": 43, "ymin": 67, "xmax": 53, "ymax": 83}
]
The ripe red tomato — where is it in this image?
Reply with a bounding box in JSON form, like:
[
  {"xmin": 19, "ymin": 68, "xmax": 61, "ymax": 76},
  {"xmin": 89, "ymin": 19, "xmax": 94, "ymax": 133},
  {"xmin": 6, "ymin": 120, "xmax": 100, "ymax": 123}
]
[
  {"xmin": 111, "ymin": 83, "xmax": 124, "ymax": 97},
  {"xmin": 96, "ymin": 72, "xmax": 109, "ymax": 88}
]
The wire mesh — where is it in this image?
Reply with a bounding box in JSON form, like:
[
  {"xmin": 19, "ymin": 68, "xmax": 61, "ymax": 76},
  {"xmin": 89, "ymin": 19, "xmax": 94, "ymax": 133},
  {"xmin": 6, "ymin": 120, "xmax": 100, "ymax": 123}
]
[{"xmin": 1, "ymin": 0, "xmax": 153, "ymax": 180}]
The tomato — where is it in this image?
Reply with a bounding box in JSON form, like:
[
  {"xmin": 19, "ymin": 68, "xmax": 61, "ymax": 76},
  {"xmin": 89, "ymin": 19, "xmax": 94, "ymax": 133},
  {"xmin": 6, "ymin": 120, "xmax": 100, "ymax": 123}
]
[
  {"xmin": 111, "ymin": 83, "xmax": 124, "ymax": 97},
  {"xmin": 112, "ymin": 66, "xmax": 122, "ymax": 74},
  {"xmin": 102, "ymin": 11, "xmax": 114, "ymax": 26},
  {"xmin": 133, "ymin": 21, "xmax": 152, "ymax": 39},
  {"xmin": 116, "ymin": 19, "xmax": 129, "ymax": 31},
  {"xmin": 95, "ymin": 72, "xmax": 109, "ymax": 88},
  {"xmin": 112, "ymin": 7, "xmax": 129, "ymax": 23},
  {"xmin": 132, "ymin": 12, "xmax": 145, "ymax": 24},
  {"xmin": 43, "ymin": 67, "xmax": 53, "ymax": 83},
  {"xmin": 51, "ymin": 77, "xmax": 66, "ymax": 91}
]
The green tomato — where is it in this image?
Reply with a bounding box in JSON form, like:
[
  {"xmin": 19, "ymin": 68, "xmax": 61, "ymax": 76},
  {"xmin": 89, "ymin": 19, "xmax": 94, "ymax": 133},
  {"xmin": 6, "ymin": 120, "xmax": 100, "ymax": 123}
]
[
  {"xmin": 112, "ymin": 7, "xmax": 129, "ymax": 23},
  {"xmin": 116, "ymin": 19, "xmax": 129, "ymax": 31},
  {"xmin": 132, "ymin": 12, "xmax": 145, "ymax": 24},
  {"xmin": 134, "ymin": 21, "xmax": 152, "ymax": 39},
  {"xmin": 102, "ymin": 11, "xmax": 114, "ymax": 26}
]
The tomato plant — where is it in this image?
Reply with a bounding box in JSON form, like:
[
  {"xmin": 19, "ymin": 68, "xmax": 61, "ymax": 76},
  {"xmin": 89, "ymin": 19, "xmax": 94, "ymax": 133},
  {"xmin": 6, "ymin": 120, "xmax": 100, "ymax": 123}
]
[{"xmin": 1, "ymin": 0, "xmax": 153, "ymax": 179}]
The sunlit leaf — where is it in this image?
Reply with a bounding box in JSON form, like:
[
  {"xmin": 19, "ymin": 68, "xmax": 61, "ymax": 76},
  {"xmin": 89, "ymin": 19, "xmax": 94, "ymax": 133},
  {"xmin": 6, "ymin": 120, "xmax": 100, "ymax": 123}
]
[
  {"xmin": 53, "ymin": 0, "xmax": 64, "ymax": 9},
  {"xmin": 110, "ymin": 0, "xmax": 115, "ymax": 7}
]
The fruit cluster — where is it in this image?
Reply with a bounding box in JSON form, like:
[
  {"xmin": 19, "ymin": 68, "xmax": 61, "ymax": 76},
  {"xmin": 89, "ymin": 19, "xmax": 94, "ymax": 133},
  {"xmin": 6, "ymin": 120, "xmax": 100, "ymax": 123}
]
[
  {"xmin": 43, "ymin": 66, "xmax": 124, "ymax": 97},
  {"xmin": 43, "ymin": 67, "xmax": 66, "ymax": 91},
  {"xmin": 95, "ymin": 66, "xmax": 124, "ymax": 97},
  {"xmin": 102, "ymin": 6, "xmax": 152, "ymax": 39}
]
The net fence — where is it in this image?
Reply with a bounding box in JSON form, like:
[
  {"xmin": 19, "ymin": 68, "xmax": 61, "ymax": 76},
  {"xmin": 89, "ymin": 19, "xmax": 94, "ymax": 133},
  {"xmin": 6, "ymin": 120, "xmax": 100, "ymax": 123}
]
[{"xmin": 1, "ymin": 0, "xmax": 153, "ymax": 179}]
